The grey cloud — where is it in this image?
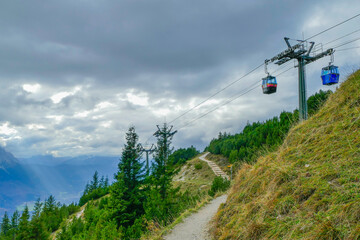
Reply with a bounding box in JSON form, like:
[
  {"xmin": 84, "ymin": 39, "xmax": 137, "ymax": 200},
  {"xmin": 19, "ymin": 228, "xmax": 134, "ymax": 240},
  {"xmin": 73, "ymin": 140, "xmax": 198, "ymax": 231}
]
[{"xmin": 0, "ymin": 0, "xmax": 358, "ymax": 157}]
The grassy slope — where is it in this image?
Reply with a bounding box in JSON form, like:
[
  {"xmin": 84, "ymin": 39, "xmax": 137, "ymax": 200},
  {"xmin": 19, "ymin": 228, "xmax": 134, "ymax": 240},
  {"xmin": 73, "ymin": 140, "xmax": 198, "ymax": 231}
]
[
  {"xmin": 173, "ymin": 157, "xmax": 216, "ymax": 194},
  {"xmin": 142, "ymin": 156, "xmax": 217, "ymax": 239},
  {"xmin": 214, "ymin": 70, "xmax": 360, "ymax": 239},
  {"xmin": 53, "ymin": 156, "xmax": 217, "ymax": 240}
]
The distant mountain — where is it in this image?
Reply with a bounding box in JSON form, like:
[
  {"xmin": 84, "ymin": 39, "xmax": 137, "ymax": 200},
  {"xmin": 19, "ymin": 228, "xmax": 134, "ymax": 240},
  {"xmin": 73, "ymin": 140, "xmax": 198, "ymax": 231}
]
[
  {"xmin": 0, "ymin": 147, "xmax": 38, "ymax": 217},
  {"xmin": 18, "ymin": 155, "xmax": 70, "ymax": 166},
  {"xmin": 0, "ymin": 147, "xmax": 19, "ymax": 169},
  {"xmin": 1, "ymin": 150, "xmax": 119, "ymax": 217}
]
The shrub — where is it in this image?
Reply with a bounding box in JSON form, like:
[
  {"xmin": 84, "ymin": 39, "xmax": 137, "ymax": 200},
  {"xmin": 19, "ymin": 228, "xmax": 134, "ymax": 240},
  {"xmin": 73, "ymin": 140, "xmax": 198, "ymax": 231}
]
[
  {"xmin": 194, "ymin": 162, "xmax": 203, "ymax": 170},
  {"xmin": 208, "ymin": 176, "xmax": 230, "ymax": 197}
]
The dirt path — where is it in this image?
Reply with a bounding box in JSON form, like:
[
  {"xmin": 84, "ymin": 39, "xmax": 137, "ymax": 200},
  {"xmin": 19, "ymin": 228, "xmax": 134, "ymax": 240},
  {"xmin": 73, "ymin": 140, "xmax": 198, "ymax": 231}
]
[{"xmin": 164, "ymin": 194, "xmax": 227, "ymax": 240}]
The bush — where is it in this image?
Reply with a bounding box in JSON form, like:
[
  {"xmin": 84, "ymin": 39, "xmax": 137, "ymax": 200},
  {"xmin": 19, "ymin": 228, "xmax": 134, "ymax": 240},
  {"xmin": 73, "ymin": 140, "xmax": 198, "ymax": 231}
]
[
  {"xmin": 208, "ymin": 176, "xmax": 230, "ymax": 197},
  {"xmin": 194, "ymin": 162, "xmax": 203, "ymax": 170}
]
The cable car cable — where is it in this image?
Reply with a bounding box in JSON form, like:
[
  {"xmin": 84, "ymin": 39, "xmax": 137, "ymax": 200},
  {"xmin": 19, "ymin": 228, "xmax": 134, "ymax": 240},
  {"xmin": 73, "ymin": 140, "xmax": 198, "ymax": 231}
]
[
  {"xmin": 175, "ymin": 83, "xmax": 260, "ymax": 131},
  {"xmin": 332, "ymin": 36, "xmax": 360, "ymax": 49},
  {"xmin": 175, "ymin": 66, "xmax": 294, "ymax": 131},
  {"xmin": 304, "ymin": 13, "xmax": 360, "ymax": 41},
  {"xmin": 143, "ymin": 16, "xmax": 360, "ymax": 142},
  {"xmin": 323, "ymin": 27, "xmax": 360, "ymax": 47},
  {"xmin": 168, "ymin": 62, "xmax": 264, "ymax": 124},
  {"xmin": 336, "ymin": 46, "xmax": 360, "ymax": 51}
]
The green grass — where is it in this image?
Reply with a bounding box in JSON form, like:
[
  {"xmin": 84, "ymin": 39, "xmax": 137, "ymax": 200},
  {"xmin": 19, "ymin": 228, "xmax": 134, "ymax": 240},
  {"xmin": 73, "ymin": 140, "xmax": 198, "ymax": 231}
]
[
  {"xmin": 173, "ymin": 157, "xmax": 216, "ymax": 195},
  {"xmin": 213, "ymin": 70, "xmax": 360, "ymax": 239},
  {"xmin": 141, "ymin": 157, "xmax": 218, "ymax": 239}
]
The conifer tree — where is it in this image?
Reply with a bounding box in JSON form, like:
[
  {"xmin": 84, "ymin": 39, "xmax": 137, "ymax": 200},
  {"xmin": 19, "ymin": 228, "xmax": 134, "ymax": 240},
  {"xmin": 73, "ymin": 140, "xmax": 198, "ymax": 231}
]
[
  {"xmin": 9, "ymin": 210, "xmax": 20, "ymax": 239},
  {"xmin": 43, "ymin": 195, "xmax": 59, "ymax": 232},
  {"xmin": 110, "ymin": 126, "xmax": 144, "ymax": 234},
  {"xmin": 29, "ymin": 199, "xmax": 48, "ymax": 240},
  {"xmin": 145, "ymin": 123, "xmax": 178, "ymax": 223},
  {"xmin": 17, "ymin": 206, "xmax": 30, "ymax": 240},
  {"xmin": 90, "ymin": 171, "xmax": 99, "ymax": 191},
  {"xmin": 1, "ymin": 211, "xmax": 11, "ymax": 237},
  {"xmin": 11, "ymin": 210, "xmax": 19, "ymax": 230}
]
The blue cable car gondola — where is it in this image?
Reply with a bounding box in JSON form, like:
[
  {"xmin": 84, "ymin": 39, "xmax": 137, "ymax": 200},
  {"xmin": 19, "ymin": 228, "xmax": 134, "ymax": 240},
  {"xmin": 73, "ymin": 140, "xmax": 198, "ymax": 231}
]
[
  {"xmin": 262, "ymin": 75, "xmax": 277, "ymax": 94},
  {"xmin": 321, "ymin": 65, "xmax": 339, "ymax": 85}
]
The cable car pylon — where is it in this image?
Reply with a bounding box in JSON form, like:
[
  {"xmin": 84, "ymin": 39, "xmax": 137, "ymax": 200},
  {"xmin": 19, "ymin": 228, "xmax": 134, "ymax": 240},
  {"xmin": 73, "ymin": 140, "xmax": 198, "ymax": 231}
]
[
  {"xmin": 264, "ymin": 37, "xmax": 339, "ymax": 121},
  {"xmin": 140, "ymin": 143, "xmax": 155, "ymax": 176}
]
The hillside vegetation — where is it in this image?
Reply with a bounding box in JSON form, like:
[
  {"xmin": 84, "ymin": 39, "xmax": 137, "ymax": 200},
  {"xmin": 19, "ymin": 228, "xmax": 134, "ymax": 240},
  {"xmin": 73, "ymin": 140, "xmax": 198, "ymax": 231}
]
[
  {"xmin": 206, "ymin": 90, "xmax": 331, "ymax": 164},
  {"xmin": 214, "ymin": 70, "xmax": 360, "ymax": 239}
]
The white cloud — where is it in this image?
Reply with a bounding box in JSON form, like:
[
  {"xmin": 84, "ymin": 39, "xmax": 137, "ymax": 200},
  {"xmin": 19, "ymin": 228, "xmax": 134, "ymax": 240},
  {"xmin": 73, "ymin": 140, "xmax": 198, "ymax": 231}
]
[
  {"xmin": 94, "ymin": 101, "xmax": 115, "ymax": 111},
  {"xmin": 126, "ymin": 91, "xmax": 149, "ymax": 106},
  {"xmin": 74, "ymin": 110, "xmax": 91, "ymax": 118},
  {"xmin": 26, "ymin": 124, "xmax": 46, "ymax": 130},
  {"xmin": 51, "ymin": 92, "xmax": 72, "ymax": 104},
  {"xmin": 46, "ymin": 115, "xmax": 64, "ymax": 123},
  {"xmin": 0, "ymin": 122, "xmax": 17, "ymax": 135},
  {"xmin": 23, "ymin": 83, "xmax": 41, "ymax": 93},
  {"xmin": 101, "ymin": 121, "xmax": 112, "ymax": 128},
  {"xmin": 51, "ymin": 86, "xmax": 82, "ymax": 104}
]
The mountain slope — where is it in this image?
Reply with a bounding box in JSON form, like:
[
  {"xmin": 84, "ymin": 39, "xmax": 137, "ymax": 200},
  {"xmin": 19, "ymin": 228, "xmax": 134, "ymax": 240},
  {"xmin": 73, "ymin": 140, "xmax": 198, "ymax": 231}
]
[
  {"xmin": 0, "ymin": 147, "xmax": 37, "ymax": 216},
  {"xmin": 0, "ymin": 146, "xmax": 19, "ymax": 169},
  {"xmin": 0, "ymin": 150, "xmax": 118, "ymax": 217},
  {"xmin": 213, "ymin": 70, "xmax": 360, "ymax": 239}
]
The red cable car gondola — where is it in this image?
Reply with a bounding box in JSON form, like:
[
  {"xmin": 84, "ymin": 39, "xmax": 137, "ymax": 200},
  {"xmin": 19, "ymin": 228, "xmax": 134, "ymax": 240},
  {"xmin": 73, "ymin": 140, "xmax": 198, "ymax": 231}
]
[{"xmin": 262, "ymin": 75, "xmax": 277, "ymax": 94}]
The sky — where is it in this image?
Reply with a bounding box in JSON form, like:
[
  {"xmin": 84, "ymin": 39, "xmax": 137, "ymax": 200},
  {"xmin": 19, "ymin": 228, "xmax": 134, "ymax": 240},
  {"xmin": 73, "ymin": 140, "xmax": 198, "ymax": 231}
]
[{"xmin": 0, "ymin": 0, "xmax": 359, "ymax": 158}]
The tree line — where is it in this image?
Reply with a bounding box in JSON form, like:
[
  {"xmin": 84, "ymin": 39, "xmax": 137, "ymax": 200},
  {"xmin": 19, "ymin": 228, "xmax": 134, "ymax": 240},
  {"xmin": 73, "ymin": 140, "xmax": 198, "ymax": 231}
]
[
  {"xmin": 0, "ymin": 124, "xmax": 200, "ymax": 240},
  {"xmin": 56, "ymin": 124, "xmax": 201, "ymax": 239},
  {"xmin": 0, "ymin": 196, "xmax": 79, "ymax": 240},
  {"xmin": 206, "ymin": 89, "xmax": 332, "ymax": 164}
]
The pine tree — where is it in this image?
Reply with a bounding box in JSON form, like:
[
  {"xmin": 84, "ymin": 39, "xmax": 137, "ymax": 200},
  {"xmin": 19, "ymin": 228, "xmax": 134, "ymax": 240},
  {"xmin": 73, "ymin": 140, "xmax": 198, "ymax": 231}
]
[
  {"xmin": 1, "ymin": 211, "xmax": 11, "ymax": 237},
  {"xmin": 110, "ymin": 126, "xmax": 144, "ymax": 236},
  {"xmin": 17, "ymin": 206, "xmax": 30, "ymax": 240}
]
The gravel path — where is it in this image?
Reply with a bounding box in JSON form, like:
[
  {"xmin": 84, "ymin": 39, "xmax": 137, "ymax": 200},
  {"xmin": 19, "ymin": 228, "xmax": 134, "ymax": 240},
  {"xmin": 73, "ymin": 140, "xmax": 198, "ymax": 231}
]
[{"xmin": 164, "ymin": 194, "xmax": 227, "ymax": 240}]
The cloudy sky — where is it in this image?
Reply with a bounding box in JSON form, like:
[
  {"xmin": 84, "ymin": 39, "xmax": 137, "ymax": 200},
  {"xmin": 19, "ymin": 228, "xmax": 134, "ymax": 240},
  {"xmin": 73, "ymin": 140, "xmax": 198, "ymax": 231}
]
[{"xmin": 0, "ymin": 0, "xmax": 359, "ymax": 158}]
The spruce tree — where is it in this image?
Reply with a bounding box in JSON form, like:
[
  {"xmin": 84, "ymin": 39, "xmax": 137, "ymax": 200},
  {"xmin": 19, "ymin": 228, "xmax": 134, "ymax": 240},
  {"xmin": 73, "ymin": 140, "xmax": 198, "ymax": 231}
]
[
  {"xmin": 145, "ymin": 123, "xmax": 178, "ymax": 223},
  {"xmin": 43, "ymin": 195, "xmax": 59, "ymax": 232},
  {"xmin": 17, "ymin": 206, "xmax": 30, "ymax": 240},
  {"xmin": 1, "ymin": 211, "xmax": 10, "ymax": 237},
  {"xmin": 9, "ymin": 210, "xmax": 20, "ymax": 239},
  {"xmin": 29, "ymin": 199, "xmax": 48, "ymax": 240},
  {"xmin": 90, "ymin": 171, "xmax": 99, "ymax": 192},
  {"xmin": 110, "ymin": 126, "xmax": 144, "ymax": 234}
]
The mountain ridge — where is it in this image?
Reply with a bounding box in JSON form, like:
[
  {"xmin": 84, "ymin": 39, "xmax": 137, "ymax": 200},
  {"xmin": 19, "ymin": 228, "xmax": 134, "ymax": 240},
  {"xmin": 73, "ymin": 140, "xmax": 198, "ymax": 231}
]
[{"xmin": 0, "ymin": 146, "xmax": 19, "ymax": 169}]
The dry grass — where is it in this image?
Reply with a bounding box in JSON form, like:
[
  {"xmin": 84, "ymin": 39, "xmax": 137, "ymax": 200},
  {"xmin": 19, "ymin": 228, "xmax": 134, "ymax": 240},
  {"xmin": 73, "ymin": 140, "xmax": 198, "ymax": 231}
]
[
  {"xmin": 213, "ymin": 70, "xmax": 360, "ymax": 239},
  {"xmin": 141, "ymin": 157, "xmax": 217, "ymax": 239},
  {"xmin": 173, "ymin": 157, "xmax": 216, "ymax": 195}
]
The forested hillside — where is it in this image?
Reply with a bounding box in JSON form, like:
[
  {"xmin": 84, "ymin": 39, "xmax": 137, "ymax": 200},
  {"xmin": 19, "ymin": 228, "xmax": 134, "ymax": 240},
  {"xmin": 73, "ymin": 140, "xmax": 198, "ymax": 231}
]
[
  {"xmin": 213, "ymin": 70, "xmax": 360, "ymax": 239},
  {"xmin": 206, "ymin": 90, "xmax": 332, "ymax": 164},
  {"xmin": 0, "ymin": 125, "xmax": 204, "ymax": 240}
]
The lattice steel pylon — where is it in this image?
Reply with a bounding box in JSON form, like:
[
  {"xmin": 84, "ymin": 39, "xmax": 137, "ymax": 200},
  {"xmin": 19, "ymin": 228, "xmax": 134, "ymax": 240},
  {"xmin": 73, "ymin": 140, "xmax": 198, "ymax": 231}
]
[{"xmin": 140, "ymin": 144, "xmax": 155, "ymax": 176}]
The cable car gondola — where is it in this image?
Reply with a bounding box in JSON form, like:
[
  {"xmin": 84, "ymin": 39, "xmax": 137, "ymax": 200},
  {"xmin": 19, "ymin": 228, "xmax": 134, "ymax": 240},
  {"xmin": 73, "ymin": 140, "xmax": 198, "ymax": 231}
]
[
  {"xmin": 262, "ymin": 75, "xmax": 277, "ymax": 94},
  {"xmin": 321, "ymin": 65, "xmax": 339, "ymax": 85}
]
